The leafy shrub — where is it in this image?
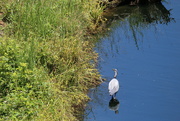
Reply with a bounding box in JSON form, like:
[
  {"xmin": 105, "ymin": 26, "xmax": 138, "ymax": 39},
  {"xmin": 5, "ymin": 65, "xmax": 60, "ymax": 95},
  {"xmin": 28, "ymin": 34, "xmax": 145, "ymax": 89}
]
[{"xmin": 0, "ymin": 38, "xmax": 51, "ymax": 120}]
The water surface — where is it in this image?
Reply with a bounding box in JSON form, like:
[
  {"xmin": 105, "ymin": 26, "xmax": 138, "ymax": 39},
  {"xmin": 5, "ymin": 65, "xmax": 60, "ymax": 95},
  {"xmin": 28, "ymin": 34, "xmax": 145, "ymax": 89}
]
[{"xmin": 85, "ymin": 1, "xmax": 180, "ymax": 121}]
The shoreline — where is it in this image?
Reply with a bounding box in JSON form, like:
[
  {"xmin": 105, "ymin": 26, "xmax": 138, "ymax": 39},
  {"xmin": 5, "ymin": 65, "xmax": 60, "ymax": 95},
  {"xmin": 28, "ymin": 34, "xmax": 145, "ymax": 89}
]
[{"xmin": 0, "ymin": 0, "xmax": 163, "ymax": 120}]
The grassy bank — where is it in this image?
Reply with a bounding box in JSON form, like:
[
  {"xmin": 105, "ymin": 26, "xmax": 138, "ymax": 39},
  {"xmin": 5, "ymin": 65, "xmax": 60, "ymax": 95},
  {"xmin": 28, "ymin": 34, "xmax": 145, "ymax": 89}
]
[{"xmin": 0, "ymin": 0, "xmax": 104, "ymax": 120}]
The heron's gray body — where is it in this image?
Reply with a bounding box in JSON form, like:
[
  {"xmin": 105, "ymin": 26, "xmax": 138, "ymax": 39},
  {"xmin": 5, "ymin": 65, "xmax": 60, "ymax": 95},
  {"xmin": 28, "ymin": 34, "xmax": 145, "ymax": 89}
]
[{"xmin": 108, "ymin": 69, "xmax": 119, "ymax": 98}]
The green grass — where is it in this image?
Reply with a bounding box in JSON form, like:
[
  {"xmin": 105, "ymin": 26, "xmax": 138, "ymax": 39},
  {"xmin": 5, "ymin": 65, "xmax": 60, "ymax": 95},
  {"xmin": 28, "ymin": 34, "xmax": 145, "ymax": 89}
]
[{"xmin": 0, "ymin": 0, "xmax": 104, "ymax": 120}]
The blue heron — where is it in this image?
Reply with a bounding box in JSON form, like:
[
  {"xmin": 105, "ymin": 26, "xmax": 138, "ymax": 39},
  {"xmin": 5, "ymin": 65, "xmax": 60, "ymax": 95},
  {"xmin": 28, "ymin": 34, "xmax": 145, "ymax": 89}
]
[{"xmin": 108, "ymin": 69, "xmax": 119, "ymax": 99}]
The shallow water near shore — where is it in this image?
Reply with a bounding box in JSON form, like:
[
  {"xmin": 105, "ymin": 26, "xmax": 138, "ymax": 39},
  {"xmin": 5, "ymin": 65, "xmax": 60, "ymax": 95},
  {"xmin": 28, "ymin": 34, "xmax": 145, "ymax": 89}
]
[{"xmin": 85, "ymin": 1, "xmax": 180, "ymax": 121}]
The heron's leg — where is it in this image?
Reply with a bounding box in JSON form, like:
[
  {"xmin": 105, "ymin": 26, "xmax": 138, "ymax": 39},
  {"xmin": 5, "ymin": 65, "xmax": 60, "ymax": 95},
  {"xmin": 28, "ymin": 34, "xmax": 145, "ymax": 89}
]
[
  {"xmin": 114, "ymin": 93, "xmax": 117, "ymax": 99},
  {"xmin": 112, "ymin": 94, "xmax": 116, "ymax": 99}
]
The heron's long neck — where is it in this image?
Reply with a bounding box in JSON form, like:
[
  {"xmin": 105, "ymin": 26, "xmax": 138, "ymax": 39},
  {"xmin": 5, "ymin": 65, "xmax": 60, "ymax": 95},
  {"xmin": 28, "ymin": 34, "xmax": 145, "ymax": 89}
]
[{"xmin": 114, "ymin": 71, "xmax": 118, "ymax": 78}]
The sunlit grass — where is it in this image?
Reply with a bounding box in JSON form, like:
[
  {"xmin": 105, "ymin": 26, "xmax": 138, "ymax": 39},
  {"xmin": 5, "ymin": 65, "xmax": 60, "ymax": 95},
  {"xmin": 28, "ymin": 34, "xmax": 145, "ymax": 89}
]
[{"xmin": 0, "ymin": 0, "xmax": 103, "ymax": 120}]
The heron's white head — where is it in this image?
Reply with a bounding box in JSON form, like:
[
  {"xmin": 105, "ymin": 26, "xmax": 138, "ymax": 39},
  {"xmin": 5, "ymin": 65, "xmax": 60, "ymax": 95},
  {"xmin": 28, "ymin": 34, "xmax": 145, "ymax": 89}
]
[
  {"xmin": 112, "ymin": 69, "xmax": 118, "ymax": 72},
  {"xmin": 112, "ymin": 69, "xmax": 118, "ymax": 78}
]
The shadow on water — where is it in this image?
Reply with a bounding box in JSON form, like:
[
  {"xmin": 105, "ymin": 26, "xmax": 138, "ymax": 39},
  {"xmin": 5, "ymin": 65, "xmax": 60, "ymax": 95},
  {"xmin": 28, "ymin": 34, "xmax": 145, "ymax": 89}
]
[
  {"xmin": 104, "ymin": 2, "xmax": 174, "ymax": 24},
  {"xmin": 109, "ymin": 98, "xmax": 120, "ymax": 114},
  {"xmin": 84, "ymin": 1, "xmax": 178, "ymax": 121}
]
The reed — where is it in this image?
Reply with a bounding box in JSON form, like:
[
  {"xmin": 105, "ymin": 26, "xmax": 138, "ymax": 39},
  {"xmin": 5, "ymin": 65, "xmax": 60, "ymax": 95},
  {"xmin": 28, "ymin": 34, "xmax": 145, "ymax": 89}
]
[{"xmin": 0, "ymin": 0, "xmax": 103, "ymax": 120}]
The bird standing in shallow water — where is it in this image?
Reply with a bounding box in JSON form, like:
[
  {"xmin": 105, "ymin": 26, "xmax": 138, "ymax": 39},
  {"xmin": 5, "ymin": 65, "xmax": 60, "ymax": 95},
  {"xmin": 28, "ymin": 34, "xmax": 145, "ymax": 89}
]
[{"xmin": 108, "ymin": 69, "xmax": 119, "ymax": 99}]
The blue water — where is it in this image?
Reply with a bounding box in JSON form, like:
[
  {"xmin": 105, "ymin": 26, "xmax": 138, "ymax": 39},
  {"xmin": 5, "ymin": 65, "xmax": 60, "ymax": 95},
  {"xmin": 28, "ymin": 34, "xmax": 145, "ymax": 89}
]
[{"xmin": 85, "ymin": 1, "xmax": 180, "ymax": 121}]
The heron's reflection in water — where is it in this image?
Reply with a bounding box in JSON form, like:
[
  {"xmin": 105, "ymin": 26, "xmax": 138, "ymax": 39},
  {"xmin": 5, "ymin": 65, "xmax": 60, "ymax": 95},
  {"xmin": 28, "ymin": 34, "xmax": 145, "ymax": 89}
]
[{"xmin": 109, "ymin": 98, "xmax": 120, "ymax": 114}]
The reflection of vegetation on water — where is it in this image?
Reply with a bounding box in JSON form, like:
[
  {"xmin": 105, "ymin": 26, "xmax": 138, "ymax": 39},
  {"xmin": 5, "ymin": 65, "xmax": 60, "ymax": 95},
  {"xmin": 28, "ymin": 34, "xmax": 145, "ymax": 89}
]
[
  {"xmin": 102, "ymin": 2, "xmax": 174, "ymax": 49},
  {"xmin": 129, "ymin": 3, "xmax": 174, "ymax": 48}
]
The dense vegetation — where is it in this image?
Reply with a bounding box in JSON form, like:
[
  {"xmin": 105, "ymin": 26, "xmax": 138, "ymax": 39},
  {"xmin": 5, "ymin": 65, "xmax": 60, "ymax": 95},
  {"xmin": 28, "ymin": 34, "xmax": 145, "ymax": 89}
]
[{"xmin": 0, "ymin": 0, "xmax": 104, "ymax": 120}]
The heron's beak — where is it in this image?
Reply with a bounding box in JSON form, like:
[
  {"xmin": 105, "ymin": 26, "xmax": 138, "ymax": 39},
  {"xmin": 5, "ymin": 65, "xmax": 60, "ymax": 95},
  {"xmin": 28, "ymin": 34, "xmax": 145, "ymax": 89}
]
[{"xmin": 112, "ymin": 69, "xmax": 115, "ymax": 71}]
